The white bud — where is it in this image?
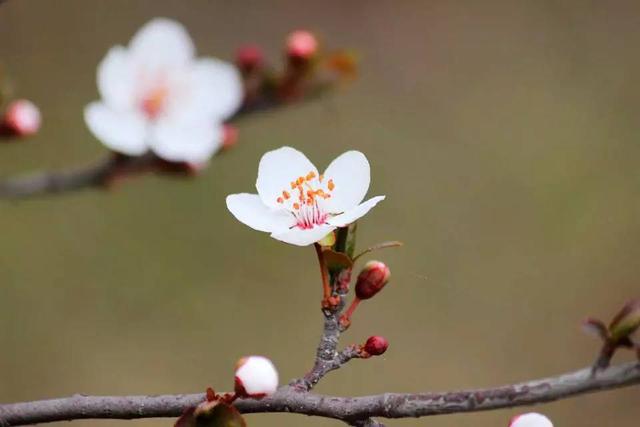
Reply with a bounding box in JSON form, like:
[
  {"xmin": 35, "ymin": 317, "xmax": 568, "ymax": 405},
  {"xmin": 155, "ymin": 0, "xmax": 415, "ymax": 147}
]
[
  {"xmin": 509, "ymin": 413, "xmax": 553, "ymax": 427},
  {"xmin": 234, "ymin": 355, "xmax": 279, "ymax": 397},
  {"xmin": 3, "ymin": 99, "xmax": 41, "ymax": 137}
]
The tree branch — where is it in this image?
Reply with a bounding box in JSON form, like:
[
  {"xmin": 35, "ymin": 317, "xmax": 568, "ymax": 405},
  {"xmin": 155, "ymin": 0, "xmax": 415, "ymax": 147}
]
[
  {"xmin": 0, "ymin": 154, "xmax": 156, "ymax": 199},
  {"xmin": 1, "ymin": 362, "xmax": 637, "ymax": 426}
]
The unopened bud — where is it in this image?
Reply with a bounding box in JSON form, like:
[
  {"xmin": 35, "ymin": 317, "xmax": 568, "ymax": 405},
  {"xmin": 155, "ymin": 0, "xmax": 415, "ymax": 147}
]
[
  {"xmin": 509, "ymin": 413, "xmax": 553, "ymax": 427},
  {"xmin": 234, "ymin": 355, "xmax": 279, "ymax": 398},
  {"xmin": 608, "ymin": 298, "xmax": 640, "ymax": 344},
  {"xmin": 2, "ymin": 99, "xmax": 41, "ymax": 137},
  {"xmin": 355, "ymin": 261, "xmax": 390, "ymax": 300},
  {"xmin": 286, "ymin": 30, "xmax": 318, "ymax": 60},
  {"xmin": 364, "ymin": 336, "xmax": 388, "ymax": 356},
  {"xmin": 222, "ymin": 124, "xmax": 239, "ymax": 150},
  {"xmin": 236, "ymin": 45, "xmax": 264, "ymax": 71}
]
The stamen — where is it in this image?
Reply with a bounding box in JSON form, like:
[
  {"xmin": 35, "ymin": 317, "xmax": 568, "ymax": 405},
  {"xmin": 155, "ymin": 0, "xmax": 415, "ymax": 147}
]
[{"xmin": 328, "ymin": 179, "xmax": 335, "ymax": 191}]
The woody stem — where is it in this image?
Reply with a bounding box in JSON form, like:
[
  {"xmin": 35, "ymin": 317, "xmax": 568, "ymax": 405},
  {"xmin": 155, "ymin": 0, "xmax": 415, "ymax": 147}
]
[{"xmin": 340, "ymin": 298, "xmax": 361, "ymax": 324}]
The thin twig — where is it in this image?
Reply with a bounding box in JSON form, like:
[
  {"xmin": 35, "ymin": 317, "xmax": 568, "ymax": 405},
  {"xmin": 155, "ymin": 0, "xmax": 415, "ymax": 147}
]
[{"xmin": 0, "ymin": 362, "xmax": 638, "ymax": 426}]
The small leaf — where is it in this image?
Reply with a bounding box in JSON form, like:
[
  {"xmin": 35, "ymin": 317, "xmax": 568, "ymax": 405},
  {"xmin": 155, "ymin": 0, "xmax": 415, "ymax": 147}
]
[
  {"xmin": 318, "ymin": 231, "xmax": 336, "ymax": 247},
  {"xmin": 323, "ymin": 249, "xmax": 353, "ymax": 272},
  {"xmin": 174, "ymin": 402, "xmax": 246, "ymax": 427},
  {"xmin": 353, "ymin": 241, "xmax": 403, "ymax": 261},
  {"xmin": 581, "ymin": 317, "xmax": 608, "ymax": 341},
  {"xmin": 345, "ymin": 223, "xmax": 358, "ymax": 259},
  {"xmin": 609, "ymin": 298, "xmax": 640, "ymax": 343}
]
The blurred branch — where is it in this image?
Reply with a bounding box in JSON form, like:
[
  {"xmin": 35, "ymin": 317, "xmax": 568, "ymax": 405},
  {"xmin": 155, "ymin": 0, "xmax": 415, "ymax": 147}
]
[
  {"xmin": 0, "ymin": 153, "xmax": 156, "ymax": 199},
  {"xmin": 0, "ymin": 362, "xmax": 637, "ymax": 426}
]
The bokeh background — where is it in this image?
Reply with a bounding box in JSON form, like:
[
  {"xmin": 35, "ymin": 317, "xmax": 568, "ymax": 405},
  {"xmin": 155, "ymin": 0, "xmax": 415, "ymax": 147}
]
[{"xmin": 1, "ymin": 1, "xmax": 639, "ymax": 426}]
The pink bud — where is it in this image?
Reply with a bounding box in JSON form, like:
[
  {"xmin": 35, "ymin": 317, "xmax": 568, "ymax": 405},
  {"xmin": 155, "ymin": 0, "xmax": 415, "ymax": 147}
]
[
  {"xmin": 286, "ymin": 30, "xmax": 318, "ymax": 59},
  {"xmin": 509, "ymin": 413, "xmax": 553, "ymax": 427},
  {"xmin": 2, "ymin": 99, "xmax": 41, "ymax": 137},
  {"xmin": 234, "ymin": 355, "xmax": 279, "ymax": 398},
  {"xmin": 236, "ymin": 45, "xmax": 264, "ymax": 70},
  {"xmin": 364, "ymin": 336, "xmax": 389, "ymax": 356},
  {"xmin": 355, "ymin": 261, "xmax": 390, "ymax": 300},
  {"xmin": 222, "ymin": 124, "xmax": 239, "ymax": 150}
]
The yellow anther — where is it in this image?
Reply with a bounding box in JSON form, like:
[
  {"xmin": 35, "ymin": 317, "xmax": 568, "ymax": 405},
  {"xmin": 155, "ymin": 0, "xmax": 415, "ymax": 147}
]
[
  {"xmin": 283, "ymin": 191, "xmax": 290, "ymax": 200},
  {"xmin": 293, "ymin": 202, "xmax": 300, "ymax": 210},
  {"xmin": 306, "ymin": 171, "xmax": 316, "ymax": 181},
  {"xmin": 328, "ymin": 179, "xmax": 335, "ymax": 191}
]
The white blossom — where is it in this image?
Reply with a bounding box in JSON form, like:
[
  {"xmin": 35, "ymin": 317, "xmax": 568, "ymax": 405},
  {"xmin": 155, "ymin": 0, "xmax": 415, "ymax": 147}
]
[
  {"xmin": 84, "ymin": 18, "xmax": 242, "ymax": 163},
  {"xmin": 226, "ymin": 146, "xmax": 385, "ymax": 246}
]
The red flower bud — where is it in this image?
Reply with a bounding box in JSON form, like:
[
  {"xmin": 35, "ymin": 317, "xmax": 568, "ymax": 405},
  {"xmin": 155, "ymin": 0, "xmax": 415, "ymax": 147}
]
[
  {"xmin": 222, "ymin": 123, "xmax": 239, "ymax": 150},
  {"xmin": 1, "ymin": 99, "xmax": 41, "ymax": 137},
  {"xmin": 364, "ymin": 336, "xmax": 389, "ymax": 356},
  {"xmin": 355, "ymin": 261, "xmax": 390, "ymax": 300},
  {"xmin": 286, "ymin": 30, "xmax": 318, "ymax": 60},
  {"xmin": 236, "ymin": 45, "xmax": 264, "ymax": 71}
]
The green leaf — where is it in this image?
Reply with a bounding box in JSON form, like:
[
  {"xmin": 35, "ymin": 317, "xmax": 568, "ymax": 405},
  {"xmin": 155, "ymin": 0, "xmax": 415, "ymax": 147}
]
[
  {"xmin": 353, "ymin": 241, "xmax": 403, "ymax": 262},
  {"xmin": 174, "ymin": 402, "xmax": 246, "ymax": 427},
  {"xmin": 609, "ymin": 298, "xmax": 640, "ymax": 343},
  {"xmin": 345, "ymin": 223, "xmax": 358, "ymax": 258},
  {"xmin": 323, "ymin": 249, "xmax": 353, "ymax": 273}
]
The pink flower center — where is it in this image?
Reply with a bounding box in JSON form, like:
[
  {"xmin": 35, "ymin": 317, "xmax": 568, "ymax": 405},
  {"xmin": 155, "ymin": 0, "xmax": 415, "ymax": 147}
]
[
  {"xmin": 140, "ymin": 85, "xmax": 169, "ymax": 119},
  {"xmin": 276, "ymin": 170, "xmax": 336, "ymax": 229}
]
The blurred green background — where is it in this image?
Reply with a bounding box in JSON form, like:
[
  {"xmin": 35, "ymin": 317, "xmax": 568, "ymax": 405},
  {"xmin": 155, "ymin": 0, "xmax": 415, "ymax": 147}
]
[{"xmin": 1, "ymin": 1, "xmax": 639, "ymax": 426}]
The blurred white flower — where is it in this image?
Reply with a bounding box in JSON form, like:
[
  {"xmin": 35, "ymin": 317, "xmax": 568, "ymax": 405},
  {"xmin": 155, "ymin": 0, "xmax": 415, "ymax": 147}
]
[
  {"xmin": 85, "ymin": 18, "xmax": 242, "ymax": 163},
  {"xmin": 509, "ymin": 413, "xmax": 553, "ymax": 427},
  {"xmin": 234, "ymin": 355, "xmax": 279, "ymax": 397},
  {"xmin": 226, "ymin": 146, "xmax": 385, "ymax": 246}
]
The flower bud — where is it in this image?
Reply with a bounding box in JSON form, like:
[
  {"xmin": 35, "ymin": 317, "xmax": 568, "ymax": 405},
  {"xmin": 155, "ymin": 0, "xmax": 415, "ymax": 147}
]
[
  {"xmin": 355, "ymin": 261, "xmax": 390, "ymax": 300},
  {"xmin": 236, "ymin": 45, "xmax": 264, "ymax": 71},
  {"xmin": 364, "ymin": 336, "xmax": 388, "ymax": 356},
  {"xmin": 608, "ymin": 298, "xmax": 640, "ymax": 344},
  {"xmin": 222, "ymin": 124, "xmax": 239, "ymax": 150},
  {"xmin": 2, "ymin": 99, "xmax": 41, "ymax": 137},
  {"xmin": 234, "ymin": 355, "xmax": 279, "ymax": 398},
  {"xmin": 509, "ymin": 413, "xmax": 553, "ymax": 427},
  {"xmin": 286, "ymin": 30, "xmax": 318, "ymax": 60}
]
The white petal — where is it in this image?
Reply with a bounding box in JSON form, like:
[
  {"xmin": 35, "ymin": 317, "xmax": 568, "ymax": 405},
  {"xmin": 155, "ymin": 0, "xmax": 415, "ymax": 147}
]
[
  {"xmin": 84, "ymin": 102, "xmax": 147, "ymax": 155},
  {"xmin": 226, "ymin": 194, "xmax": 295, "ymax": 233},
  {"xmin": 256, "ymin": 147, "xmax": 319, "ymax": 209},
  {"xmin": 271, "ymin": 224, "xmax": 336, "ymax": 246},
  {"xmin": 510, "ymin": 413, "xmax": 553, "ymax": 427},
  {"xmin": 150, "ymin": 120, "xmax": 222, "ymax": 163},
  {"xmin": 326, "ymin": 196, "xmax": 385, "ymax": 227},
  {"xmin": 129, "ymin": 18, "xmax": 194, "ymax": 68},
  {"xmin": 235, "ymin": 356, "xmax": 279, "ymax": 396},
  {"xmin": 97, "ymin": 46, "xmax": 135, "ymax": 110},
  {"xmin": 322, "ymin": 151, "xmax": 371, "ymax": 213},
  {"xmin": 183, "ymin": 58, "xmax": 243, "ymax": 121}
]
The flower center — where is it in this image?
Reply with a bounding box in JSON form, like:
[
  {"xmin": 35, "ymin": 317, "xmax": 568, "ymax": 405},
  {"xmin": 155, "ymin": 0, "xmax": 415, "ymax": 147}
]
[
  {"xmin": 276, "ymin": 171, "xmax": 335, "ymax": 229},
  {"xmin": 141, "ymin": 85, "xmax": 169, "ymax": 119}
]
